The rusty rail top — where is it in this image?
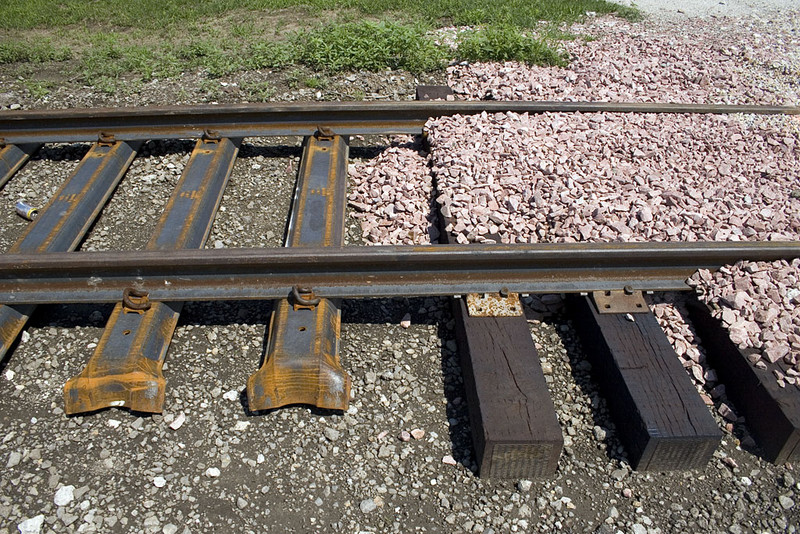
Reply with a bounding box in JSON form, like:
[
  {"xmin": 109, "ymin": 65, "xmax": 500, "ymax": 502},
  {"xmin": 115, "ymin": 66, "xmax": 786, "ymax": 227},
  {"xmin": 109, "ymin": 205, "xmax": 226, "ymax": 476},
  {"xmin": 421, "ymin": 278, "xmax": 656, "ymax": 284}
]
[
  {"xmin": 0, "ymin": 241, "xmax": 798, "ymax": 304},
  {"xmin": 1, "ymin": 101, "xmax": 798, "ymax": 143}
]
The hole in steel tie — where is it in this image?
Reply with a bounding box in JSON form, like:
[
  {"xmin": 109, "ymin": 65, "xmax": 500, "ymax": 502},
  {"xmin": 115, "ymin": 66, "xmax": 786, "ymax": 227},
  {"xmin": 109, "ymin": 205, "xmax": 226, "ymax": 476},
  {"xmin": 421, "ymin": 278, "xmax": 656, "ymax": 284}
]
[
  {"xmin": 123, "ymin": 330, "xmax": 132, "ymax": 335},
  {"xmin": 298, "ymin": 326, "xmax": 307, "ymax": 332}
]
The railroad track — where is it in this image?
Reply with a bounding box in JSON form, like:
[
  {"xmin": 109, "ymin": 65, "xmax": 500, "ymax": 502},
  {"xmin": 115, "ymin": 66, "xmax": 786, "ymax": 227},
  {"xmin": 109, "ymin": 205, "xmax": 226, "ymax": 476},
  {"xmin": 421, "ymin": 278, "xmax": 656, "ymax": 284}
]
[{"xmin": 1, "ymin": 96, "xmax": 799, "ymax": 477}]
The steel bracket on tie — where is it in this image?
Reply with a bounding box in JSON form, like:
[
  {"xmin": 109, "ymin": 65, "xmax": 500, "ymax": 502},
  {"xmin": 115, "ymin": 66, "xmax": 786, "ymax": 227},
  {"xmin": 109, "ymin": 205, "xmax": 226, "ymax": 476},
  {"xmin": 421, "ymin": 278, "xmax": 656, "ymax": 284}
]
[
  {"xmin": 314, "ymin": 125, "xmax": 335, "ymax": 140},
  {"xmin": 202, "ymin": 129, "xmax": 221, "ymax": 143},
  {"xmin": 122, "ymin": 287, "xmax": 152, "ymax": 314},
  {"xmin": 291, "ymin": 286, "xmax": 321, "ymax": 310},
  {"xmin": 97, "ymin": 132, "xmax": 116, "ymax": 146},
  {"xmin": 592, "ymin": 286, "xmax": 648, "ymax": 314}
]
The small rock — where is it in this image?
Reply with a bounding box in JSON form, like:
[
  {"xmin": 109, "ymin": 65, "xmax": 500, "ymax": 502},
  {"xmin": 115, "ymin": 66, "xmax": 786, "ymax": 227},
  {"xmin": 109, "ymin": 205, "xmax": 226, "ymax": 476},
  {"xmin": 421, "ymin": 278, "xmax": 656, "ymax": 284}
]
[
  {"xmin": 442, "ymin": 455, "xmax": 457, "ymax": 465},
  {"xmin": 360, "ymin": 498, "xmax": 377, "ymax": 513},
  {"xmin": 410, "ymin": 428, "xmax": 425, "ymax": 440},
  {"xmin": 398, "ymin": 430, "xmax": 411, "ymax": 442},
  {"xmin": 237, "ymin": 497, "xmax": 248, "ymax": 509},
  {"xmin": 54, "ymin": 485, "xmax": 75, "ymax": 506},
  {"xmin": 153, "ymin": 477, "xmax": 166, "ymax": 488},
  {"xmin": 723, "ymin": 457, "xmax": 738, "ymax": 469},
  {"xmin": 233, "ymin": 421, "xmax": 250, "ymax": 432},
  {"xmin": 400, "ymin": 313, "xmax": 412, "ymax": 329},
  {"xmin": 169, "ymin": 412, "xmax": 186, "ymax": 430},
  {"xmin": 7, "ymin": 451, "xmax": 21, "ymax": 468},
  {"xmin": 324, "ymin": 427, "xmax": 340, "ymax": 442},
  {"xmin": 611, "ymin": 469, "xmax": 627, "ymax": 482},
  {"xmin": 779, "ymin": 495, "xmax": 795, "ymax": 509},
  {"xmin": 517, "ymin": 480, "xmax": 533, "ymax": 492},
  {"xmin": 162, "ymin": 524, "xmax": 179, "ymax": 534},
  {"xmin": 222, "ymin": 390, "xmax": 238, "ymax": 401},
  {"xmin": 593, "ymin": 426, "xmax": 607, "ymax": 441},
  {"xmin": 17, "ymin": 515, "xmax": 44, "ymax": 534},
  {"xmin": 205, "ymin": 467, "xmax": 221, "ymax": 478}
]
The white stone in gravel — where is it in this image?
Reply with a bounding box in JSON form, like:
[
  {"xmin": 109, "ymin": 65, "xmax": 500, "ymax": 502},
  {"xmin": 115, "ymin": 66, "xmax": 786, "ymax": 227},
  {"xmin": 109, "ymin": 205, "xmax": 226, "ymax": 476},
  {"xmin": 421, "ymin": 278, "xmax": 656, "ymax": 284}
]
[
  {"xmin": 410, "ymin": 428, "xmax": 425, "ymax": 440},
  {"xmin": 204, "ymin": 467, "xmax": 221, "ymax": 478},
  {"xmin": 632, "ymin": 524, "xmax": 647, "ymax": 534},
  {"xmin": 323, "ymin": 427, "xmax": 340, "ymax": 442},
  {"xmin": 442, "ymin": 455, "xmax": 457, "ymax": 465},
  {"xmin": 611, "ymin": 469, "xmax": 627, "ymax": 481},
  {"xmin": 17, "ymin": 515, "xmax": 44, "ymax": 534},
  {"xmin": 233, "ymin": 421, "xmax": 250, "ymax": 432},
  {"xmin": 779, "ymin": 495, "xmax": 795, "ymax": 509},
  {"xmin": 54, "ymin": 485, "xmax": 75, "ymax": 506},
  {"xmin": 517, "ymin": 480, "xmax": 533, "ymax": 492},
  {"xmin": 107, "ymin": 419, "xmax": 121, "ymax": 429},
  {"xmin": 360, "ymin": 498, "xmax": 377, "ymax": 513},
  {"xmin": 222, "ymin": 389, "xmax": 238, "ymax": 401},
  {"xmin": 398, "ymin": 430, "xmax": 411, "ymax": 442},
  {"xmin": 169, "ymin": 412, "xmax": 185, "ymax": 430},
  {"xmin": 4, "ymin": 369, "xmax": 14, "ymax": 380},
  {"xmin": 153, "ymin": 477, "xmax": 166, "ymax": 488},
  {"xmin": 6, "ymin": 451, "xmax": 21, "ymax": 468},
  {"xmin": 400, "ymin": 313, "xmax": 412, "ymax": 329},
  {"xmin": 237, "ymin": 497, "xmax": 248, "ymax": 509},
  {"xmin": 162, "ymin": 525, "xmax": 178, "ymax": 534}
]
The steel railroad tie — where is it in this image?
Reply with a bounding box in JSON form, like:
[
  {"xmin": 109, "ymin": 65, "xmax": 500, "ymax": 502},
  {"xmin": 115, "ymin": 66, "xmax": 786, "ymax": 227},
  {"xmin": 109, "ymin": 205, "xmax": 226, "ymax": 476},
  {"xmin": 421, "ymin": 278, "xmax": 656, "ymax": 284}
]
[
  {"xmin": 0, "ymin": 140, "xmax": 141, "ymax": 359},
  {"xmin": 63, "ymin": 137, "xmax": 241, "ymax": 414},
  {"xmin": 0, "ymin": 142, "xmax": 40, "ymax": 190},
  {"xmin": 247, "ymin": 132, "xmax": 351, "ymax": 411}
]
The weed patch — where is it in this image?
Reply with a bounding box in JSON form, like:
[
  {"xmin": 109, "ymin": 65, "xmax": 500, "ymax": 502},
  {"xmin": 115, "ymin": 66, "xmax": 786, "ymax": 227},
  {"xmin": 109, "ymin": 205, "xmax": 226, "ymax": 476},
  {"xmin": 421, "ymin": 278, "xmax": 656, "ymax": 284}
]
[
  {"xmin": 294, "ymin": 21, "xmax": 445, "ymax": 73},
  {"xmin": 456, "ymin": 25, "xmax": 568, "ymax": 66}
]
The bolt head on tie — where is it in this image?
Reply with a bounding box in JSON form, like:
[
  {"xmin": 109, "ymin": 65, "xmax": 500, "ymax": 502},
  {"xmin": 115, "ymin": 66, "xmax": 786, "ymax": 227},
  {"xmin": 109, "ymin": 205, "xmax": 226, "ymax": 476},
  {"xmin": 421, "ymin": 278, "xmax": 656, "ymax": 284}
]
[
  {"xmin": 291, "ymin": 286, "xmax": 321, "ymax": 309},
  {"xmin": 202, "ymin": 129, "xmax": 221, "ymax": 142},
  {"xmin": 315, "ymin": 125, "xmax": 335, "ymax": 139},
  {"xmin": 623, "ymin": 285, "xmax": 634, "ymax": 295},
  {"xmin": 97, "ymin": 132, "xmax": 116, "ymax": 146},
  {"xmin": 122, "ymin": 287, "xmax": 151, "ymax": 313}
]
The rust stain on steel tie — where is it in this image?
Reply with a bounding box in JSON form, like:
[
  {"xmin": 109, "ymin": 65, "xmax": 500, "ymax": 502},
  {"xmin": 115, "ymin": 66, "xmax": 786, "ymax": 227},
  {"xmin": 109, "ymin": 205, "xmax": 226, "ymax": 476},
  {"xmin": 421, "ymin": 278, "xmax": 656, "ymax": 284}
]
[
  {"xmin": 0, "ymin": 140, "xmax": 140, "ymax": 358},
  {"xmin": 64, "ymin": 137, "xmax": 241, "ymax": 414},
  {"xmin": 0, "ymin": 142, "xmax": 40, "ymax": 190},
  {"xmin": 247, "ymin": 133, "xmax": 352, "ymax": 411}
]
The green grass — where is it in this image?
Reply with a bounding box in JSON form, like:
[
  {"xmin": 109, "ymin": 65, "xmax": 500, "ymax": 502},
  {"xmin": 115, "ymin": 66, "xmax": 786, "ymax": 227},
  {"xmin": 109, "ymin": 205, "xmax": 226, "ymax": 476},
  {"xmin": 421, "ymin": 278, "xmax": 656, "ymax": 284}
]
[
  {"xmin": 295, "ymin": 21, "xmax": 446, "ymax": 73},
  {"xmin": 0, "ymin": 0, "xmax": 638, "ymax": 30},
  {"xmin": 0, "ymin": 39, "xmax": 71, "ymax": 63},
  {"xmin": 456, "ymin": 25, "xmax": 568, "ymax": 66},
  {"xmin": 0, "ymin": 0, "xmax": 638, "ymax": 86}
]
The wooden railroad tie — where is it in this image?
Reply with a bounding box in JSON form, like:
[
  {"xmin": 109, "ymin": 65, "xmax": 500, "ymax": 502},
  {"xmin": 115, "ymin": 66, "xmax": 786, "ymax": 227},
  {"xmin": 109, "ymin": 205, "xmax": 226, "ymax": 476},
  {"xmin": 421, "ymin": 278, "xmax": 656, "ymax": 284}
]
[
  {"xmin": 422, "ymin": 84, "xmax": 563, "ymax": 478},
  {"xmin": 569, "ymin": 293, "xmax": 721, "ymax": 471},
  {"xmin": 687, "ymin": 301, "xmax": 800, "ymax": 464}
]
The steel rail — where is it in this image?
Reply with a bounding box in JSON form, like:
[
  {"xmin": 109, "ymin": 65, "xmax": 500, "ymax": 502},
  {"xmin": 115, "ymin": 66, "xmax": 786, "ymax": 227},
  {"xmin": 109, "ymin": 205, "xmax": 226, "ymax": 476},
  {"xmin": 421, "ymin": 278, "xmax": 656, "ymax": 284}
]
[
  {"xmin": 0, "ymin": 241, "xmax": 798, "ymax": 304},
  {"xmin": 1, "ymin": 101, "xmax": 798, "ymax": 143}
]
